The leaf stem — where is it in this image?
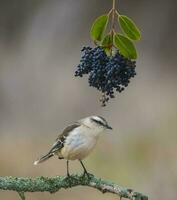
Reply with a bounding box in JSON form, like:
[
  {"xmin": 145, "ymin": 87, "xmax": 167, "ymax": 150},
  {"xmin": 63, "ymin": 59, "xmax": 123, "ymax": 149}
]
[
  {"xmin": 110, "ymin": 0, "xmax": 116, "ymax": 55},
  {"xmin": 115, "ymin": 10, "xmax": 120, "ymax": 17},
  {"xmin": 111, "ymin": 0, "xmax": 116, "ymax": 31},
  {"xmin": 113, "ymin": 0, "xmax": 116, "ymax": 11}
]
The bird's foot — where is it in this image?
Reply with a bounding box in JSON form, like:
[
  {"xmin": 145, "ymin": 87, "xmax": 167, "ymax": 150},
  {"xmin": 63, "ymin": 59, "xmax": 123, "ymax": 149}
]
[
  {"xmin": 82, "ymin": 171, "xmax": 93, "ymax": 180},
  {"xmin": 65, "ymin": 174, "xmax": 73, "ymax": 187},
  {"xmin": 65, "ymin": 173, "xmax": 78, "ymax": 187}
]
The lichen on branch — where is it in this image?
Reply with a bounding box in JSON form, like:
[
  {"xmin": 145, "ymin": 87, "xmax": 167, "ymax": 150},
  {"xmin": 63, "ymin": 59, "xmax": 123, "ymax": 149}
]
[{"xmin": 0, "ymin": 174, "xmax": 148, "ymax": 200}]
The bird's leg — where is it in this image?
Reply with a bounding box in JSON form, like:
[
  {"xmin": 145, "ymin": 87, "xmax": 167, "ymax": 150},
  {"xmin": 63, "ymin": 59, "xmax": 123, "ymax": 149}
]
[
  {"xmin": 65, "ymin": 160, "xmax": 78, "ymax": 186},
  {"xmin": 79, "ymin": 160, "xmax": 92, "ymax": 179},
  {"xmin": 65, "ymin": 160, "xmax": 74, "ymax": 187},
  {"xmin": 66, "ymin": 160, "xmax": 70, "ymax": 177}
]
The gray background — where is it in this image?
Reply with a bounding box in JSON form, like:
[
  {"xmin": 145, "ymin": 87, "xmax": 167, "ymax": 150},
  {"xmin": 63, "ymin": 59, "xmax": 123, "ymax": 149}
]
[{"xmin": 0, "ymin": 0, "xmax": 177, "ymax": 199}]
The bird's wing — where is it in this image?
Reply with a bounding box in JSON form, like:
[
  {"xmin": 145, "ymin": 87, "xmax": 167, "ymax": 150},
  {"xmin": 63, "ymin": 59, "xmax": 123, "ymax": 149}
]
[{"xmin": 49, "ymin": 122, "xmax": 81, "ymax": 154}]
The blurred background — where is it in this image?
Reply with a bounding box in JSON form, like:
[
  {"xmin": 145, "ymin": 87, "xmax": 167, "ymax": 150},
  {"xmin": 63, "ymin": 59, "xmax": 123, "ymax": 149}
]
[{"xmin": 0, "ymin": 0, "xmax": 177, "ymax": 199}]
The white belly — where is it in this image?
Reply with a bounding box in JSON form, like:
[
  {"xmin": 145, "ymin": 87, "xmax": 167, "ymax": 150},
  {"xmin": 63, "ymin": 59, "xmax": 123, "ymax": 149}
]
[{"xmin": 60, "ymin": 129, "xmax": 98, "ymax": 160}]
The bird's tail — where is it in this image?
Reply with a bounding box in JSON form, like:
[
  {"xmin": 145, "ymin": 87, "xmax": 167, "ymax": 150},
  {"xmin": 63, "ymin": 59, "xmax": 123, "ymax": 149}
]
[{"xmin": 34, "ymin": 152, "xmax": 54, "ymax": 165}]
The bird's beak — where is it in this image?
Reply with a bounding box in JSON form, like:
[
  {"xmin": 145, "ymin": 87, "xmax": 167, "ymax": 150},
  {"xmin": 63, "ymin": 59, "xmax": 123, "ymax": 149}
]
[{"xmin": 105, "ymin": 125, "xmax": 113, "ymax": 130}]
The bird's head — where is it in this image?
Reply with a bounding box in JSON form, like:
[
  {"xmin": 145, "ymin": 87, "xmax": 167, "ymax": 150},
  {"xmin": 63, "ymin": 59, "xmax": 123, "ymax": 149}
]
[{"xmin": 80, "ymin": 116, "xmax": 112, "ymax": 135}]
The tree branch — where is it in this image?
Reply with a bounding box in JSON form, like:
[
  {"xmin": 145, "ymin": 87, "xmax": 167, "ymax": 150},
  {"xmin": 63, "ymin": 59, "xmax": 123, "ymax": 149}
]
[{"xmin": 0, "ymin": 174, "xmax": 148, "ymax": 200}]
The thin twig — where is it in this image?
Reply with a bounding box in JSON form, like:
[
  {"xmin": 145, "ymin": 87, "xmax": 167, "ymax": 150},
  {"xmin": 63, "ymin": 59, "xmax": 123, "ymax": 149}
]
[{"xmin": 18, "ymin": 191, "xmax": 25, "ymax": 200}]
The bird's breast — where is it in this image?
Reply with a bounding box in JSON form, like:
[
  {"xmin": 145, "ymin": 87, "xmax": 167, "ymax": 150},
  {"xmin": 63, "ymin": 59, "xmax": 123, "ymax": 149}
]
[{"xmin": 60, "ymin": 129, "xmax": 98, "ymax": 160}]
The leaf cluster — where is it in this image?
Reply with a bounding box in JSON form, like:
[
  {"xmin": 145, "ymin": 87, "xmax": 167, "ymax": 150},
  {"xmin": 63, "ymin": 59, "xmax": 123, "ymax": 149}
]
[{"xmin": 90, "ymin": 12, "xmax": 141, "ymax": 59}]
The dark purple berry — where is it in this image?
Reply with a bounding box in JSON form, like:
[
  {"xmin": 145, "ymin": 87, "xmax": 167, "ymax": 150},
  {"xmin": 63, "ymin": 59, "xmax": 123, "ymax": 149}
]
[{"xmin": 75, "ymin": 46, "xmax": 136, "ymax": 106}]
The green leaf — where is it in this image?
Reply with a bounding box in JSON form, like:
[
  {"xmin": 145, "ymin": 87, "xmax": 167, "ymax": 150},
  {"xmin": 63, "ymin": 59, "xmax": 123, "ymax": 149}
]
[
  {"xmin": 114, "ymin": 34, "xmax": 137, "ymax": 59},
  {"xmin": 118, "ymin": 15, "xmax": 141, "ymax": 40},
  {"xmin": 90, "ymin": 15, "xmax": 109, "ymax": 42},
  {"xmin": 101, "ymin": 34, "xmax": 113, "ymax": 55},
  {"xmin": 101, "ymin": 34, "xmax": 113, "ymax": 47}
]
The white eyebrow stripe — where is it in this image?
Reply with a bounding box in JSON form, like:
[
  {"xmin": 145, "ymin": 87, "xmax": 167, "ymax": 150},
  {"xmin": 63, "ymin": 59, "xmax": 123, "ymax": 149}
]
[
  {"xmin": 93, "ymin": 116, "xmax": 102, "ymax": 121},
  {"xmin": 92, "ymin": 116, "xmax": 106, "ymax": 124},
  {"xmin": 91, "ymin": 117, "xmax": 105, "ymax": 126}
]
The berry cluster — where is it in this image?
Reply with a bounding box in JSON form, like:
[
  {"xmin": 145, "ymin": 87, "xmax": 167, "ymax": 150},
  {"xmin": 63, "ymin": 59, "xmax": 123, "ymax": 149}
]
[{"xmin": 75, "ymin": 46, "xmax": 136, "ymax": 106}]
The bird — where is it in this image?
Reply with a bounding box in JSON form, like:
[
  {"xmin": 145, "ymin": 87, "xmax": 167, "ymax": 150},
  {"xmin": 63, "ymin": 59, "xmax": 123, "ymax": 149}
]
[{"xmin": 34, "ymin": 116, "xmax": 112, "ymax": 177}]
